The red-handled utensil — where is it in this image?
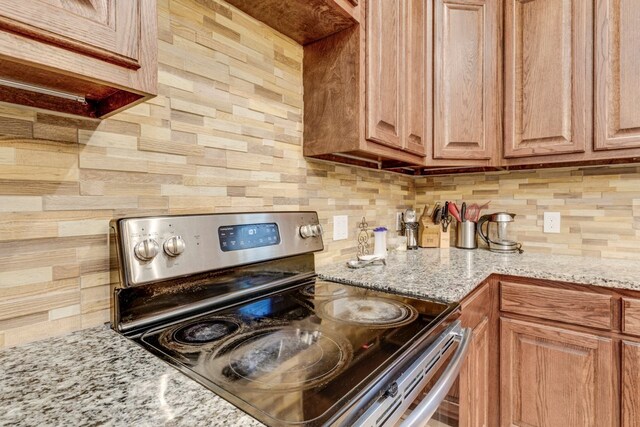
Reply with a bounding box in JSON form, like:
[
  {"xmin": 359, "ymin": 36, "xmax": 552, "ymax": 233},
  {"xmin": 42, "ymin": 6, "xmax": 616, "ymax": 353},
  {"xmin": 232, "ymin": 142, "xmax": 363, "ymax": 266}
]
[{"xmin": 448, "ymin": 202, "xmax": 462, "ymax": 222}]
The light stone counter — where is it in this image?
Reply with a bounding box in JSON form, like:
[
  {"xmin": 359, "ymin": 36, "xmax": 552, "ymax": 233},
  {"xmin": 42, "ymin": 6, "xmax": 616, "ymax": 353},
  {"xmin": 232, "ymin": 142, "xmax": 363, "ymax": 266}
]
[
  {"xmin": 318, "ymin": 248, "xmax": 640, "ymax": 303},
  {"xmin": 0, "ymin": 325, "xmax": 263, "ymax": 427},
  {"xmin": 4, "ymin": 248, "xmax": 639, "ymax": 427}
]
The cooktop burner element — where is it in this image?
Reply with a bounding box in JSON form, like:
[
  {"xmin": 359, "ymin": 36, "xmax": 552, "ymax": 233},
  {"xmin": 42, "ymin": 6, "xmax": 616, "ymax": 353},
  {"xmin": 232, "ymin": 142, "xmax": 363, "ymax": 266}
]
[
  {"xmin": 208, "ymin": 326, "xmax": 353, "ymax": 392},
  {"xmin": 158, "ymin": 317, "xmax": 243, "ymax": 354},
  {"xmin": 174, "ymin": 319, "xmax": 240, "ymax": 344},
  {"xmin": 300, "ymin": 282, "xmax": 347, "ymax": 298},
  {"xmin": 320, "ymin": 296, "xmax": 419, "ymax": 328}
]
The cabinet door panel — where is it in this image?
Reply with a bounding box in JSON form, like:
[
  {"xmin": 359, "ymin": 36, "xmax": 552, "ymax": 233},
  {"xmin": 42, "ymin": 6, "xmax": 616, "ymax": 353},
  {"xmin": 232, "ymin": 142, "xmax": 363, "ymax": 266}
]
[
  {"xmin": 623, "ymin": 341, "xmax": 640, "ymax": 427},
  {"xmin": 504, "ymin": 0, "xmax": 591, "ymax": 158},
  {"xmin": 366, "ymin": 0, "xmax": 403, "ymax": 149},
  {"xmin": 460, "ymin": 317, "xmax": 489, "ymax": 427},
  {"xmin": 404, "ymin": 0, "xmax": 426, "ymax": 156},
  {"xmin": 501, "ymin": 318, "xmax": 616, "ymax": 427},
  {"xmin": 595, "ymin": 0, "xmax": 640, "ymax": 150},
  {"xmin": 433, "ymin": 0, "xmax": 497, "ymax": 160},
  {"xmin": 0, "ymin": 0, "xmax": 140, "ymax": 68}
]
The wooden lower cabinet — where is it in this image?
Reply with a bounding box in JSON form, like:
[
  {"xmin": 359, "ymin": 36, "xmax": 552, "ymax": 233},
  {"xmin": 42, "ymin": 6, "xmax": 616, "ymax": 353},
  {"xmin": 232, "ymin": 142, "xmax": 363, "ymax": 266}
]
[
  {"xmin": 622, "ymin": 341, "xmax": 640, "ymax": 427},
  {"xmin": 500, "ymin": 318, "xmax": 617, "ymax": 427},
  {"xmin": 459, "ymin": 317, "xmax": 489, "ymax": 427}
]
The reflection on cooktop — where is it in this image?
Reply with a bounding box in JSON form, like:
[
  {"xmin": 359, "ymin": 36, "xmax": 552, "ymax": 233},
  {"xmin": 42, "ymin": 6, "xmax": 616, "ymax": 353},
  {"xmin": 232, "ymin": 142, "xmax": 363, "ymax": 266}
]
[
  {"xmin": 319, "ymin": 296, "xmax": 419, "ymax": 328},
  {"xmin": 207, "ymin": 326, "xmax": 353, "ymax": 392}
]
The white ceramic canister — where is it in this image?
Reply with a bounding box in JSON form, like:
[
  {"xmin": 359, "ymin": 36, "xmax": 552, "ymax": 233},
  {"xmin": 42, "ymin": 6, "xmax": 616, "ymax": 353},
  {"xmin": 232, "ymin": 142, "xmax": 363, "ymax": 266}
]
[{"xmin": 373, "ymin": 227, "xmax": 388, "ymax": 258}]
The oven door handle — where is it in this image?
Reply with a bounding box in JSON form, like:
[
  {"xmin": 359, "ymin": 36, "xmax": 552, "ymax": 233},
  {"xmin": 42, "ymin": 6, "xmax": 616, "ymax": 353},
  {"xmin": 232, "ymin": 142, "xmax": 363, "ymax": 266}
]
[{"xmin": 399, "ymin": 327, "xmax": 472, "ymax": 427}]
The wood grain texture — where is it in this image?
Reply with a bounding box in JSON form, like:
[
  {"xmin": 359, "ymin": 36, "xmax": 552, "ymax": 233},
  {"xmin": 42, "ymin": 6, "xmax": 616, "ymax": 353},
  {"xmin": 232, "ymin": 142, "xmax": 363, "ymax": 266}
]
[
  {"xmin": 501, "ymin": 318, "xmax": 617, "ymax": 427},
  {"xmin": 224, "ymin": 0, "xmax": 357, "ymax": 45},
  {"xmin": 0, "ymin": 0, "xmax": 157, "ymax": 118},
  {"xmin": 458, "ymin": 281, "xmax": 492, "ymax": 427},
  {"xmin": 595, "ymin": 0, "xmax": 640, "ymax": 151},
  {"xmin": 432, "ymin": 0, "xmax": 498, "ymax": 162},
  {"xmin": 500, "ymin": 280, "xmax": 615, "ymax": 330},
  {"xmin": 0, "ymin": 0, "xmax": 140, "ymax": 68},
  {"xmin": 303, "ymin": 26, "xmax": 360, "ymax": 156},
  {"xmin": 303, "ymin": 0, "xmax": 427, "ymax": 165},
  {"xmin": 504, "ymin": 0, "xmax": 591, "ymax": 159},
  {"xmin": 623, "ymin": 298, "xmax": 640, "ymax": 337},
  {"xmin": 460, "ymin": 317, "xmax": 489, "ymax": 427},
  {"xmin": 622, "ymin": 341, "xmax": 640, "ymax": 427},
  {"xmin": 365, "ymin": 0, "xmax": 403, "ymax": 149},
  {"xmin": 403, "ymin": 0, "xmax": 426, "ymax": 156}
]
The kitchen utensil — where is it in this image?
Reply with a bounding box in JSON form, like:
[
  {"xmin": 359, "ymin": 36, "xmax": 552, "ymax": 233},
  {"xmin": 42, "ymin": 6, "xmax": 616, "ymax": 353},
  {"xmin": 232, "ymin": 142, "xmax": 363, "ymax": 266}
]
[
  {"xmin": 448, "ymin": 203, "xmax": 462, "ymax": 222},
  {"xmin": 403, "ymin": 209, "xmax": 419, "ymax": 250},
  {"xmin": 433, "ymin": 206, "xmax": 442, "ymax": 225},
  {"xmin": 441, "ymin": 202, "xmax": 451, "ymax": 232},
  {"xmin": 347, "ymin": 256, "xmax": 387, "ymax": 268},
  {"xmin": 431, "ymin": 202, "xmax": 441, "ymax": 224},
  {"xmin": 460, "ymin": 202, "xmax": 467, "ymax": 222},
  {"xmin": 477, "ymin": 212, "xmax": 523, "ymax": 253},
  {"xmin": 404, "ymin": 209, "xmax": 417, "ymax": 223}
]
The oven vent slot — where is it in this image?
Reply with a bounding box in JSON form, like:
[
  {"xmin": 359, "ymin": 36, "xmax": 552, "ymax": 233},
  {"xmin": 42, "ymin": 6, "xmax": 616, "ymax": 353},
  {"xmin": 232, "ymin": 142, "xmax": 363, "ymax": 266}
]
[
  {"xmin": 404, "ymin": 371, "xmax": 425, "ymax": 399},
  {"xmin": 376, "ymin": 395, "xmax": 403, "ymax": 426}
]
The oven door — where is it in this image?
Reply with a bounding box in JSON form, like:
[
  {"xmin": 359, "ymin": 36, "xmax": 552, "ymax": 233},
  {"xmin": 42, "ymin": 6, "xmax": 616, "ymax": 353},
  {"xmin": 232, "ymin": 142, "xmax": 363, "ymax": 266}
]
[{"xmin": 354, "ymin": 321, "xmax": 472, "ymax": 427}]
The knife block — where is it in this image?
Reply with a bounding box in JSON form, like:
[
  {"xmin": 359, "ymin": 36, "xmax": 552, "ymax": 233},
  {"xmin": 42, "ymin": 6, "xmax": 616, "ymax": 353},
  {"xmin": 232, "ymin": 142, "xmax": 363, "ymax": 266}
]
[
  {"xmin": 439, "ymin": 228, "xmax": 450, "ymax": 248},
  {"xmin": 419, "ymin": 223, "xmax": 440, "ymax": 248}
]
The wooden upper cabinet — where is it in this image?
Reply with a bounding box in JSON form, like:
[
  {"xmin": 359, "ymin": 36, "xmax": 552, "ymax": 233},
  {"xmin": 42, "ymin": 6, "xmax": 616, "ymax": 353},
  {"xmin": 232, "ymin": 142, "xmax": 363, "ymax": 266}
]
[
  {"xmin": 0, "ymin": 0, "xmax": 157, "ymax": 118},
  {"xmin": 225, "ymin": 0, "xmax": 358, "ymax": 45},
  {"xmin": 595, "ymin": 0, "xmax": 640, "ymax": 151},
  {"xmin": 0, "ymin": 0, "xmax": 141, "ymax": 69},
  {"xmin": 501, "ymin": 318, "xmax": 617, "ymax": 427},
  {"xmin": 366, "ymin": 0, "xmax": 403, "ymax": 150},
  {"xmin": 504, "ymin": 0, "xmax": 592, "ymax": 158},
  {"xmin": 432, "ymin": 0, "xmax": 499, "ymax": 161},
  {"xmin": 404, "ymin": 0, "xmax": 426, "ymax": 156}
]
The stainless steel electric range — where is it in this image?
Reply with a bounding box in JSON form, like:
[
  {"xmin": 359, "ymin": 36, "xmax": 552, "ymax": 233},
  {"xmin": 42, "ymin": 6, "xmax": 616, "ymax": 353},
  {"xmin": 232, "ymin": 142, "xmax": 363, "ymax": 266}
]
[{"xmin": 110, "ymin": 212, "xmax": 470, "ymax": 427}]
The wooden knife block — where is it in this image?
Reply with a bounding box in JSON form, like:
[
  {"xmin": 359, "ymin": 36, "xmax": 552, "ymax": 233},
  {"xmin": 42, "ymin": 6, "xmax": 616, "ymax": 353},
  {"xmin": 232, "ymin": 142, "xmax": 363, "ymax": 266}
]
[{"xmin": 419, "ymin": 222, "xmax": 440, "ymax": 248}]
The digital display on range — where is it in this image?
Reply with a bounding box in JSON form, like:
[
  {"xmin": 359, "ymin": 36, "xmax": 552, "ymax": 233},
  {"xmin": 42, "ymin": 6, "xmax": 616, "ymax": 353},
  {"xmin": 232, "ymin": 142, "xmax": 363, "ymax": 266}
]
[{"xmin": 218, "ymin": 223, "xmax": 280, "ymax": 252}]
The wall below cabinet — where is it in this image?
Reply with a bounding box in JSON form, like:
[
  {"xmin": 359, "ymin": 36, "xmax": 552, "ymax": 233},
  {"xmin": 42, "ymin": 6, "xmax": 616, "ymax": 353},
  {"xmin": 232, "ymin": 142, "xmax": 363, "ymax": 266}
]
[{"xmin": 415, "ymin": 165, "xmax": 640, "ymax": 260}]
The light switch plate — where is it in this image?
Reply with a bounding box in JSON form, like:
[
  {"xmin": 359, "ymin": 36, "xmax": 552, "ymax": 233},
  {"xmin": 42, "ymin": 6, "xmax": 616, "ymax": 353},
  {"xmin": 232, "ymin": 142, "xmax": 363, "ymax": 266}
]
[
  {"xmin": 543, "ymin": 212, "xmax": 561, "ymax": 233},
  {"xmin": 333, "ymin": 215, "xmax": 348, "ymax": 240}
]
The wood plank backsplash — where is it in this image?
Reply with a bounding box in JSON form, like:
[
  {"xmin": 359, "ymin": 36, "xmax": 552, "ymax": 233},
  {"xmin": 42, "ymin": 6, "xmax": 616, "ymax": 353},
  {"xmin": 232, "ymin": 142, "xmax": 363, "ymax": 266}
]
[
  {"xmin": 1, "ymin": 0, "xmax": 639, "ymax": 349},
  {"xmin": 0, "ymin": 0, "xmax": 413, "ymax": 348},
  {"xmin": 415, "ymin": 166, "xmax": 640, "ymax": 260}
]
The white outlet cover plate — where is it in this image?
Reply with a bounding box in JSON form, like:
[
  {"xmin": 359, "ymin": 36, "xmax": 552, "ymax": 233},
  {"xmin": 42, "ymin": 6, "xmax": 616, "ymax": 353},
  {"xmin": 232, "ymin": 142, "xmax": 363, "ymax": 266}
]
[
  {"xmin": 543, "ymin": 212, "xmax": 561, "ymax": 233},
  {"xmin": 333, "ymin": 215, "xmax": 349, "ymax": 241}
]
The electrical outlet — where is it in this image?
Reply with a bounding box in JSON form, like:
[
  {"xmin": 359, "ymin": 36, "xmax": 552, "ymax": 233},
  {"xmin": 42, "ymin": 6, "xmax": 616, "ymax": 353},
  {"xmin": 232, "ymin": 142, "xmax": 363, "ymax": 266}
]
[
  {"xmin": 333, "ymin": 215, "xmax": 348, "ymax": 240},
  {"xmin": 396, "ymin": 212, "xmax": 403, "ymax": 232},
  {"xmin": 543, "ymin": 212, "xmax": 561, "ymax": 233}
]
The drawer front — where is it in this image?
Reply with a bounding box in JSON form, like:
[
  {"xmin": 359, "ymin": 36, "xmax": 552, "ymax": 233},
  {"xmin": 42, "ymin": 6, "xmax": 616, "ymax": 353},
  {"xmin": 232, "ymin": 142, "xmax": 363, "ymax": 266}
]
[
  {"xmin": 623, "ymin": 298, "xmax": 640, "ymax": 337},
  {"xmin": 500, "ymin": 281, "xmax": 614, "ymax": 330}
]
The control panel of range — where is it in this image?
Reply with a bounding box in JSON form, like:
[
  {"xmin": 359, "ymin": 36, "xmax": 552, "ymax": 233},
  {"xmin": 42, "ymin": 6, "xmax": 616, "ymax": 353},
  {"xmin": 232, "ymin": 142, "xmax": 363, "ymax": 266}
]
[{"xmin": 114, "ymin": 212, "xmax": 324, "ymax": 286}]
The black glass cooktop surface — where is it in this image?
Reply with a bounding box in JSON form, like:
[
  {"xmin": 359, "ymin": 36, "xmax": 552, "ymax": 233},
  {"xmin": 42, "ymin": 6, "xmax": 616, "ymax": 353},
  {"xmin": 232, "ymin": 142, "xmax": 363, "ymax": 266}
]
[{"xmin": 138, "ymin": 280, "xmax": 456, "ymax": 426}]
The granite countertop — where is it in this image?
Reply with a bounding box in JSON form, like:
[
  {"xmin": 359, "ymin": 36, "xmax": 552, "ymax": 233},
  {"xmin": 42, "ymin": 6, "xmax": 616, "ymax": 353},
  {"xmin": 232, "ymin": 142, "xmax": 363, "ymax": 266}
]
[
  {"xmin": 319, "ymin": 248, "xmax": 640, "ymax": 303},
  {"xmin": 0, "ymin": 325, "xmax": 263, "ymax": 427},
  {"xmin": 4, "ymin": 248, "xmax": 640, "ymax": 426}
]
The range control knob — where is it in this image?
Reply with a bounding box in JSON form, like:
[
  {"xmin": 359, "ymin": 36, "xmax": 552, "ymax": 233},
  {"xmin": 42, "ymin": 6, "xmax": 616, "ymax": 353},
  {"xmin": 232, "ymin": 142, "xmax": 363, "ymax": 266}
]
[
  {"xmin": 300, "ymin": 224, "xmax": 323, "ymax": 239},
  {"xmin": 134, "ymin": 239, "xmax": 159, "ymax": 261},
  {"xmin": 163, "ymin": 236, "xmax": 186, "ymax": 257}
]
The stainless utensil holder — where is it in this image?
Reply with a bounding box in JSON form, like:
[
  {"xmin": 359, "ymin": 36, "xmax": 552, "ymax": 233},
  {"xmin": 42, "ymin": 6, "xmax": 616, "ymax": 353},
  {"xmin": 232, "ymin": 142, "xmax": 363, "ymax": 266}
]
[{"xmin": 456, "ymin": 221, "xmax": 477, "ymax": 249}]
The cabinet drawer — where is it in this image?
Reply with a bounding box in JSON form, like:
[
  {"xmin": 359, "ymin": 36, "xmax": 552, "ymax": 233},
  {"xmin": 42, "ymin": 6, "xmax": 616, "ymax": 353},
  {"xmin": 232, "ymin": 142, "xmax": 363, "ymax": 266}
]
[
  {"xmin": 500, "ymin": 281, "xmax": 614, "ymax": 330},
  {"xmin": 623, "ymin": 298, "xmax": 640, "ymax": 337}
]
